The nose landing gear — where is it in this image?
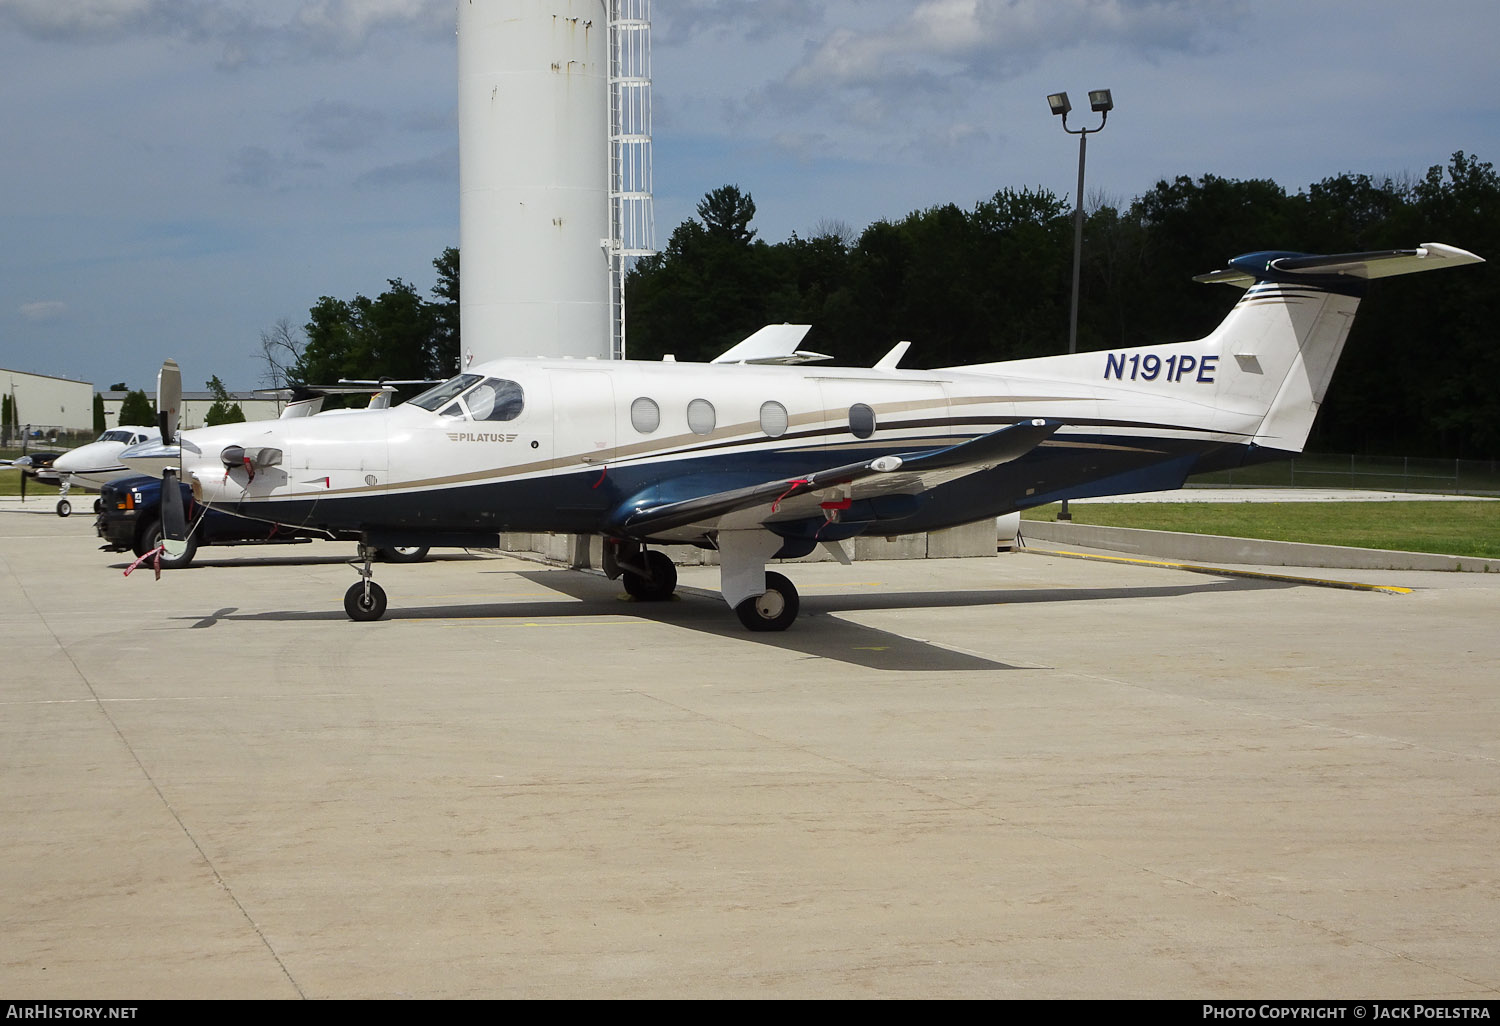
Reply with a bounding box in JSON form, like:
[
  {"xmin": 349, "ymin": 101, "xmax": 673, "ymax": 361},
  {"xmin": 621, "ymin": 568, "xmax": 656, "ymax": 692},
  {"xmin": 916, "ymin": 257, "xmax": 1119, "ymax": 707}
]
[{"xmin": 344, "ymin": 544, "xmax": 388, "ymax": 621}]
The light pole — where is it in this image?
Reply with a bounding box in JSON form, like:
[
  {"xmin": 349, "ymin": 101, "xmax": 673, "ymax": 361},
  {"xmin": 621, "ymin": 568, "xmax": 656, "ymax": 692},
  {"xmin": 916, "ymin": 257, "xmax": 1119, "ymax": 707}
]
[{"xmin": 1047, "ymin": 88, "xmax": 1112, "ymax": 521}]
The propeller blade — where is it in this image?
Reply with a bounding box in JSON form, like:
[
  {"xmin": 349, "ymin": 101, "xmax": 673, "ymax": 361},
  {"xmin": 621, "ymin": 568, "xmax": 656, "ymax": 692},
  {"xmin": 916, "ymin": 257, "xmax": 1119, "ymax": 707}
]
[
  {"xmin": 154, "ymin": 358, "xmax": 186, "ymax": 556},
  {"xmin": 160, "ymin": 468, "xmax": 189, "ymax": 559},
  {"xmin": 156, "ymin": 359, "xmax": 182, "ymax": 446},
  {"xmin": 19, "ymin": 465, "xmax": 26, "ymax": 501}
]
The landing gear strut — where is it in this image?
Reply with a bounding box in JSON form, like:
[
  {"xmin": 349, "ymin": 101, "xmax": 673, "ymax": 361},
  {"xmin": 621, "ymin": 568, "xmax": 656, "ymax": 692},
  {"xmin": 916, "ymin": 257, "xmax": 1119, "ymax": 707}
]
[
  {"xmin": 344, "ymin": 543, "xmax": 388, "ymax": 621},
  {"xmin": 717, "ymin": 530, "xmax": 801, "ymax": 632}
]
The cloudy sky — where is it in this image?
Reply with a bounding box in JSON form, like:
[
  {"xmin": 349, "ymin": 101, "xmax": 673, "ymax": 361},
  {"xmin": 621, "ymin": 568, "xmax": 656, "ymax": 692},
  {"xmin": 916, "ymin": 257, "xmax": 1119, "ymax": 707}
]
[{"xmin": 2, "ymin": 0, "xmax": 1496, "ymax": 392}]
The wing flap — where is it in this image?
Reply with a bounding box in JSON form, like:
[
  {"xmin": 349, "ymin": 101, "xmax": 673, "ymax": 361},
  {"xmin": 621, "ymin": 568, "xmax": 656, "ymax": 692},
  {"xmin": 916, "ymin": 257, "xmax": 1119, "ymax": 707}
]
[{"xmin": 611, "ymin": 419, "xmax": 1061, "ymax": 537}]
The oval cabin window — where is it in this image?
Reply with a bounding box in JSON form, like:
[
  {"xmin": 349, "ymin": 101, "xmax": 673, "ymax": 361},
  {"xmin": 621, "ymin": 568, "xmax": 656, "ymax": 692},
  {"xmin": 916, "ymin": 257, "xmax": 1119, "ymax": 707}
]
[
  {"xmin": 687, "ymin": 398, "xmax": 716, "ymax": 435},
  {"xmin": 849, "ymin": 403, "xmax": 876, "ymax": 439},
  {"xmin": 759, "ymin": 400, "xmax": 789, "ymax": 438},
  {"xmin": 631, "ymin": 396, "xmax": 661, "ymax": 434}
]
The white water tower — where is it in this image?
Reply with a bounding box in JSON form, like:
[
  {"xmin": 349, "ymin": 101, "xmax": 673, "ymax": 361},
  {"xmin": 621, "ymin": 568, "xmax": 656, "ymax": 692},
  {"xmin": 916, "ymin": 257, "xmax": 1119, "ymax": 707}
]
[{"xmin": 458, "ymin": 0, "xmax": 653, "ymax": 363}]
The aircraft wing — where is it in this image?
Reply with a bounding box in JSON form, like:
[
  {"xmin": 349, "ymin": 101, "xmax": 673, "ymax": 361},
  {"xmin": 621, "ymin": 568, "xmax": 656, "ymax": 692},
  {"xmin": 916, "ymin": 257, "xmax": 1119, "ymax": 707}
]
[{"xmin": 611, "ymin": 418, "xmax": 1061, "ymax": 537}]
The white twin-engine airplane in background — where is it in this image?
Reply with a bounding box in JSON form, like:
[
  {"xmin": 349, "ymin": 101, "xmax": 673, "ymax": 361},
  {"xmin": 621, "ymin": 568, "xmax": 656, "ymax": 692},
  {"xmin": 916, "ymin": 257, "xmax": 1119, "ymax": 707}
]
[
  {"xmin": 121, "ymin": 242, "xmax": 1481, "ymax": 631},
  {"xmin": 48, "ymin": 425, "xmax": 162, "ymax": 517}
]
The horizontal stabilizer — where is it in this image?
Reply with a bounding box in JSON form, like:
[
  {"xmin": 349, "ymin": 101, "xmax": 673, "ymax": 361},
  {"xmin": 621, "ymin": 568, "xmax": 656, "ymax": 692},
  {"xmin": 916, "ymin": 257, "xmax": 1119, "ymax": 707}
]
[{"xmin": 1195, "ymin": 243, "xmax": 1483, "ymax": 289}]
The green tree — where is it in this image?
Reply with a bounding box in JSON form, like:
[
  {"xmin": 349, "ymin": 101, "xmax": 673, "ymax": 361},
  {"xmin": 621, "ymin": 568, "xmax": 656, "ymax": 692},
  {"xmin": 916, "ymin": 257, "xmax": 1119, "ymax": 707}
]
[
  {"xmin": 203, "ymin": 376, "xmax": 246, "ymax": 426},
  {"xmin": 431, "ymin": 246, "xmax": 460, "ymax": 374},
  {"xmin": 92, "ymin": 393, "xmax": 106, "ymax": 434},
  {"xmin": 697, "ymin": 185, "xmax": 757, "ymax": 244},
  {"xmin": 627, "ymin": 186, "xmax": 792, "ymax": 362},
  {"xmin": 294, "ymin": 278, "xmax": 447, "ymax": 391},
  {"xmin": 119, "ymin": 389, "xmax": 154, "ymax": 427}
]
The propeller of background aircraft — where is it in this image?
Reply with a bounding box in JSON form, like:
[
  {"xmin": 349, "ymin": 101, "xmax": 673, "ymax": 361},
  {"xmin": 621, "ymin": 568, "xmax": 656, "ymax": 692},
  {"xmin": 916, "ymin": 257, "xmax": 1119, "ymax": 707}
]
[
  {"xmin": 1, "ymin": 451, "xmax": 63, "ymax": 503},
  {"xmin": 155, "ymin": 359, "xmax": 190, "ymax": 561}
]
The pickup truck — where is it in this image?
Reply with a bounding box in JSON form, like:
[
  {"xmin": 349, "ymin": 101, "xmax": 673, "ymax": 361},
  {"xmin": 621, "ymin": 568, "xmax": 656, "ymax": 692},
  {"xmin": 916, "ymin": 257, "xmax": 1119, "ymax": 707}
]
[{"xmin": 94, "ymin": 475, "xmax": 428, "ymax": 569}]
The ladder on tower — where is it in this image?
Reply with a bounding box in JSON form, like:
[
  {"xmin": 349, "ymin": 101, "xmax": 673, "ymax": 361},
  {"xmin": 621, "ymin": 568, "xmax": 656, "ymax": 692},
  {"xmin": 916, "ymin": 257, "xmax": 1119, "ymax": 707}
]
[{"xmin": 608, "ymin": 0, "xmax": 656, "ymax": 361}]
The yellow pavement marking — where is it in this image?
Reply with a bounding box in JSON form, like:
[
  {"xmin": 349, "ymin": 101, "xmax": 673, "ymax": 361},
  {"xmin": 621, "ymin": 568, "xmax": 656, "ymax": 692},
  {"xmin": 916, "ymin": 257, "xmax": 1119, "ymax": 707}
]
[{"xmin": 1028, "ymin": 548, "xmax": 1413, "ymax": 595}]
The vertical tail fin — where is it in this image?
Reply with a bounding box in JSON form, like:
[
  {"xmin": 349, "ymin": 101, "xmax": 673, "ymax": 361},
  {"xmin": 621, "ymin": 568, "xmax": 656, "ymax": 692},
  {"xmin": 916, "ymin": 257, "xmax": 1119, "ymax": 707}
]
[{"xmin": 1197, "ymin": 243, "xmax": 1482, "ymax": 452}]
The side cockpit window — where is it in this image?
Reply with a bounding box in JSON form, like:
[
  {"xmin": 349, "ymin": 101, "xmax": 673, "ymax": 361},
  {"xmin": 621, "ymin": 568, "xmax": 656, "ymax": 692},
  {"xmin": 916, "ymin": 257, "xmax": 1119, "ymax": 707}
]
[
  {"xmin": 427, "ymin": 376, "xmax": 525, "ymax": 422},
  {"xmin": 463, "ymin": 379, "xmax": 525, "ymax": 421}
]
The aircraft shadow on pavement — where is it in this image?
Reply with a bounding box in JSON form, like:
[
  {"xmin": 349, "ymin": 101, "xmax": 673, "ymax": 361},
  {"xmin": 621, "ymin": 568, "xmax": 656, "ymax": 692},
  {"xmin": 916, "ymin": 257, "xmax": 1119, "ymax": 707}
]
[
  {"xmin": 178, "ymin": 566, "xmax": 1289, "ymax": 673},
  {"xmin": 517, "ymin": 570, "xmax": 1291, "ymax": 671}
]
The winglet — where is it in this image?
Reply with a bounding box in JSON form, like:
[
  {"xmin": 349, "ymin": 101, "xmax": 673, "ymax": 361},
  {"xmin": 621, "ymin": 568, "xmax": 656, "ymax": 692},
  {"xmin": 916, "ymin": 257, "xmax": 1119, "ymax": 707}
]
[
  {"xmin": 875, "ymin": 341, "xmax": 910, "ymax": 370},
  {"xmin": 712, "ymin": 324, "xmax": 830, "ymax": 364}
]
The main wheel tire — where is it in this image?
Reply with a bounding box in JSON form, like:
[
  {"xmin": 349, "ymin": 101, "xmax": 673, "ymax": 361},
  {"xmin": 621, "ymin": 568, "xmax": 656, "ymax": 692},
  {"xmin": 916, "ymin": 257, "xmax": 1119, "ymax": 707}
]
[
  {"xmin": 138, "ymin": 517, "xmax": 198, "ymax": 569},
  {"xmin": 734, "ymin": 571, "xmax": 799, "ymax": 632},
  {"xmin": 343, "ymin": 581, "xmax": 388, "ymax": 621},
  {"xmin": 93, "ymin": 498, "xmax": 104, "ymax": 514},
  {"xmin": 376, "ymin": 545, "xmax": 430, "ymax": 564},
  {"xmin": 56, "ymin": 498, "xmax": 71, "ymax": 517},
  {"xmin": 623, "ymin": 549, "xmax": 678, "ymax": 601}
]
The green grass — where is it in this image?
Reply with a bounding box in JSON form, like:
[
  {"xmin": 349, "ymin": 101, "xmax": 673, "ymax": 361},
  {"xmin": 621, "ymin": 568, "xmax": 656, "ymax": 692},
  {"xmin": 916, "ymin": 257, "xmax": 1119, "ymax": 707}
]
[
  {"xmin": 1022, "ymin": 501, "xmax": 1500, "ymax": 559},
  {"xmin": 0, "ymin": 477, "xmax": 61, "ymax": 498}
]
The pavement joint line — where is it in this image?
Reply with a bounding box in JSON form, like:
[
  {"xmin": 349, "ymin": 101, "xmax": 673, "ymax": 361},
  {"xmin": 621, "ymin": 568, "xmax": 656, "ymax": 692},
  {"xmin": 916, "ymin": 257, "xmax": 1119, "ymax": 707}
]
[{"xmin": 1023, "ymin": 546, "xmax": 1415, "ymax": 595}]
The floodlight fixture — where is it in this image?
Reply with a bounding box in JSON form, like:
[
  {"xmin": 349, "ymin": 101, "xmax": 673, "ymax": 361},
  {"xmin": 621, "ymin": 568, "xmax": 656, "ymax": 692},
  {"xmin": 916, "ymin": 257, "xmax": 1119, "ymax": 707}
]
[
  {"xmin": 1047, "ymin": 92, "xmax": 1071, "ymax": 117},
  {"xmin": 1088, "ymin": 89, "xmax": 1113, "ymax": 113}
]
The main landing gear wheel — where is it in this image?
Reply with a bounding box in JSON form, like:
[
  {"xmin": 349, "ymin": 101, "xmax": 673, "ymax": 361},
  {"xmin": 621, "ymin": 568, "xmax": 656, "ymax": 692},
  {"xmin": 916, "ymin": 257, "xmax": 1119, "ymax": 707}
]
[
  {"xmin": 734, "ymin": 571, "xmax": 799, "ymax": 632},
  {"xmin": 344, "ymin": 580, "xmax": 388, "ymax": 621},
  {"xmin": 623, "ymin": 549, "xmax": 677, "ymax": 601},
  {"xmin": 56, "ymin": 498, "xmax": 71, "ymax": 517}
]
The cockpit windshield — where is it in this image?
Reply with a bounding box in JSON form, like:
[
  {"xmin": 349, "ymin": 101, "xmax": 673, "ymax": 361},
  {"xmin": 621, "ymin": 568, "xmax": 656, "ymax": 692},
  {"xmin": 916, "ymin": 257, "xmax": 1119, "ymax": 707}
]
[
  {"xmin": 100, "ymin": 429, "xmax": 135, "ymax": 443},
  {"xmin": 407, "ymin": 374, "xmax": 481, "ymax": 412}
]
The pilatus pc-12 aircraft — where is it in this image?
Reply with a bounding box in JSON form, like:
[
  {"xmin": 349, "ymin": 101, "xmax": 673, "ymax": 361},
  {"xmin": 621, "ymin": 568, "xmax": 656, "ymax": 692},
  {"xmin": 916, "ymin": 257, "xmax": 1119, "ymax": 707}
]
[{"xmin": 121, "ymin": 243, "xmax": 1481, "ymax": 631}]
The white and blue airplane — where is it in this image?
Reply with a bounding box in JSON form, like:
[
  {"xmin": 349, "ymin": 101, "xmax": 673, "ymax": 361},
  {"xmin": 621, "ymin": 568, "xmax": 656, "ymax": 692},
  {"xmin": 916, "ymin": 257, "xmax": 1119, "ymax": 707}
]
[
  {"xmin": 48, "ymin": 425, "xmax": 162, "ymax": 517},
  {"xmin": 121, "ymin": 242, "xmax": 1482, "ymax": 630}
]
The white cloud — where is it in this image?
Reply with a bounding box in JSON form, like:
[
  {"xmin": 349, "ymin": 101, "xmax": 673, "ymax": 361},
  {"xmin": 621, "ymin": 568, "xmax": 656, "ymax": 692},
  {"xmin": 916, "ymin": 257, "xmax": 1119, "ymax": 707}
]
[
  {"xmin": 776, "ymin": 0, "xmax": 1236, "ymax": 112},
  {"xmin": 0, "ymin": 0, "xmax": 452, "ymax": 60},
  {"xmin": 20, "ymin": 300, "xmax": 67, "ymax": 321}
]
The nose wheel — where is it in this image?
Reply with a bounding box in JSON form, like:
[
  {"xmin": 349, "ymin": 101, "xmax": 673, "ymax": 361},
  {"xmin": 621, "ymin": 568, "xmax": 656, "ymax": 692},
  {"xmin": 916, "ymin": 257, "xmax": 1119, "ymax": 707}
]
[
  {"xmin": 344, "ymin": 544, "xmax": 388, "ymax": 621},
  {"xmin": 344, "ymin": 580, "xmax": 387, "ymax": 621}
]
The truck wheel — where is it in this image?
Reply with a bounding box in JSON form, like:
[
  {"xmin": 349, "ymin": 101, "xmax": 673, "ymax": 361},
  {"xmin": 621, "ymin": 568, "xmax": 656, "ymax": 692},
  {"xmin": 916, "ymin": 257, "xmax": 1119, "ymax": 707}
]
[
  {"xmin": 139, "ymin": 517, "xmax": 198, "ymax": 569},
  {"xmin": 376, "ymin": 546, "xmax": 430, "ymax": 563}
]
